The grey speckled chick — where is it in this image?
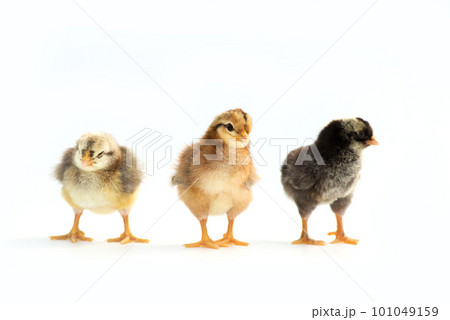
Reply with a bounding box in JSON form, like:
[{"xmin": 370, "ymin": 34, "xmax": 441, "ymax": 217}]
[
  {"xmin": 50, "ymin": 132, "xmax": 148, "ymax": 244},
  {"xmin": 281, "ymin": 118, "xmax": 378, "ymax": 245}
]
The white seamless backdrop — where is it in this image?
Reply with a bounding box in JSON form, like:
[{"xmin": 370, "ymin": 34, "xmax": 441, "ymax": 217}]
[{"xmin": 1, "ymin": 0, "xmax": 449, "ymax": 319}]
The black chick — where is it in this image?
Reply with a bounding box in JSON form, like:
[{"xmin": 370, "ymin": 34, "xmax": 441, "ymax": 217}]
[{"xmin": 281, "ymin": 118, "xmax": 378, "ymax": 245}]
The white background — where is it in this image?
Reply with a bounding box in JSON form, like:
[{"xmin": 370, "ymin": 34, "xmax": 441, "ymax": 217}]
[{"xmin": 1, "ymin": 0, "xmax": 449, "ymax": 319}]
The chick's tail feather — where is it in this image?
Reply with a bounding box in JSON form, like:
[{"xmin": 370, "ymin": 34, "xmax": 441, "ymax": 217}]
[
  {"xmin": 171, "ymin": 175, "xmax": 179, "ymax": 186},
  {"xmin": 171, "ymin": 175, "xmax": 188, "ymax": 186},
  {"xmin": 281, "ymin": 164, "xmax": 289, "ymax": 183}
]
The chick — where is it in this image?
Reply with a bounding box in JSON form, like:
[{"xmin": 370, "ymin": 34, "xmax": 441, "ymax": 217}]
[
  {"xmin": 172, "ymin": 109, "xmax": 258, "ymax": 249},
  {"xmin": 281, "ymin": 118, "xmax": 378, "ymax": 245},
  {"xmin": 50, "ymin": 132, "xmax": 148, "ymax": 244}
]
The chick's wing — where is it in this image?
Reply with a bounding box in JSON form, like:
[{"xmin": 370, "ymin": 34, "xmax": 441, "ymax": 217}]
[
  {"xmin": 281, "ymin": 147, "xmax": 317, "ymax": 191},
  {"xmin": 54, "ymin": 147, "xmax": 75, "ymax": 182},
  {"xmin": 119, "ymin": 147, "xmax": 143, "ymax": 193}
]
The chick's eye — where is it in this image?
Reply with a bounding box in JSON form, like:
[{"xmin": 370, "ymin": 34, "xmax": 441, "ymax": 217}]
[
  {"xmin": 97, "ymin": 152, "xmax": 104, "ymax": 159},
  {"xmin": 226, "ymin": 123, "xmax": 234, "ymax": 132},
  {"xmin": 357, "ymin": 131, "xmax": 365, "ymax": 139}
]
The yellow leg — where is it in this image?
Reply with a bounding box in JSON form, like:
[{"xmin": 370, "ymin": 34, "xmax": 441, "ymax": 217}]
[
  {"xmin": 184, "ymin": 218, "xmax": 227, "ymax": 249},
  {"xmin": 50, "ymin": 211, "xmax": 93, "ymax": 243},
  {"xmin": 107, "ymin": 214, "xmax": 149, "ymax": 244},
  {"xmin": 292, "ymin": 217, "xmax": 325, "ymax": 246},
  {"xmin": 214, "ymin": 216, "xmax": 249, "ymax": 246},
  {"xmin": 328, "ymin": 214, "xmax": 359, "ymax": 245}
]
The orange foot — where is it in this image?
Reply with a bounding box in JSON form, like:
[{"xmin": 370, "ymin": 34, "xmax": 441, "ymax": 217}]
[
  {"xmin": 107, "ymin": 232, "xmax": 149, "ymax": 244},
  {"xmin": 215, "ymin": 235, "xmax": 249, "ymax": 246},
  {"xmin": 50, "ymin": 230, "xmax": 93, "ymax": 243},
  {"xmin": 328, "ymin": 232, "xmax": 359, "ymax": 245},
  {"xmin": 292, "ymin": 236, "xmax": 326, "ymax": 246},
  {"xmin": 184, "ymin": 238, "xmax": 229, "ymax": 249}
]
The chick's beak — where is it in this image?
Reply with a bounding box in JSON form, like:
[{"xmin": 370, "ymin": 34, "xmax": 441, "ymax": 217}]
[
  {"xmin": 82, "ymin": 150, "xmax": 94, "ymax": 167},
  {"xmin": 238, "ymin": 132, "xmax": 249, "ymax": 146},
  {"xmin": 366, "ymin": 136, "xmax": 379, "ymax": 146}
]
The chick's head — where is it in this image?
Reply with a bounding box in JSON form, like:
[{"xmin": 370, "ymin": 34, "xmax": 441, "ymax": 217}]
[
  {"xmin": 74, "ymin": 132, "xmax": 120, "ymax": 171},
  {"xmin": 317, "ymin": 118, "xmax": 378, "ymax": 152},
  {"xmin": 208, "ymin": 108, "xmax": 252, "ymax": 149}
]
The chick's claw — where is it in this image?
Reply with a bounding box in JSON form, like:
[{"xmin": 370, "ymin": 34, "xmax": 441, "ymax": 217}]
[
  {"xmin": 107, "ymin": 232, "xmax": 149, "ymax": 244},
  {"xmin": 328, "ymin": 231, "xmax": 359, "ymax": 245},
  {"xmin": 50, "ymin": 230, "xmax": 93, "ymax": 243}
]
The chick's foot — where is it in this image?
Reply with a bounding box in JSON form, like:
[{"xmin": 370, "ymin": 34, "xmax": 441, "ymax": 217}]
[
  {"xmin": 184, "ymin": 238, "xmax": 230, "ymax": 249},
  {"xmin": 50, "ymin": 230, "xmax": 93, "ymax": 243},
  {"xmin": 292, "ymin": 236, "xmax": 326, "ymax": 246},
  {"xmin": 328, "ymin": 231, "xmax": 359, "ymax": 245},
  {"xmin": 214, "ymin": 234, "xmax": 249, "ymax": 246},
  {"xmin": 107, "ymin": 232, "xmax": 149, "ymax": 244}
]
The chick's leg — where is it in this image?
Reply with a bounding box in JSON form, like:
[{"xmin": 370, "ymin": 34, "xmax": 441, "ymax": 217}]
[
  {"xmin": 328, "ymin": 195, "xmax": 358, "ymax": 245},
  {"xmin": 107, "ymin": 209, "xmax": 149, "ymax": 244},
  {"xmin": 292, "ymin": 217, "xmax": 326, "ymax": 246},
  {"xmin": 50, "ymin": 209, "xmax": 93, "ymax": 243},
  {"xmin": 185, "ymin": 218, "xmax": 226, "ymax": 249},
  {"xmin": 328, "ymin": 213, "xmax": 359, "ymax": 245},
  {"xmin": 214, "ymin": 216, "xmax": 249, "ymax": 246}
]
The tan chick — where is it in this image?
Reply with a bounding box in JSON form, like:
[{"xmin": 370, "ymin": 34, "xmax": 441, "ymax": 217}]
[
  {"xmin": 50, "ymin": 132, "xmax": 148, "ymax": 244},
  {"xmin": 172, "ymin": 109, "xmax": 258, "ymax": 249}
]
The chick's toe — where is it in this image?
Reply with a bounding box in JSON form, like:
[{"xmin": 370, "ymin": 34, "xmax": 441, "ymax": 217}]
[
  {"xmin": 184, "ymin": 239, "xmax": 223, "ymax": 249},
  {"xmin": 214, "ymin": 235, "xmax": 249, "ymax": 246},
  {"xmin": 107, "ymin": 232, "xmax": 149, "ymax": 244},
  {"xmin": 328, "ymin": 232, "xmax": 359, "ymax": 245},
  {"xmin": 50, "ymin": 230, "xmax": 93, "ymax": 243},
  {"xmin": 292, "ymin": 236, "xmax": 326, "ymax": 246}
]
